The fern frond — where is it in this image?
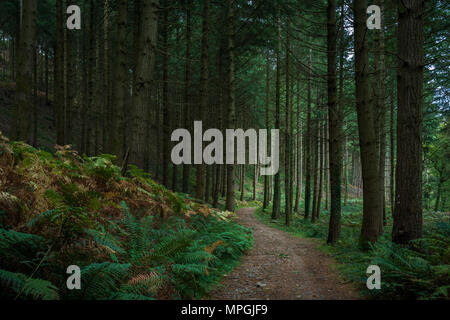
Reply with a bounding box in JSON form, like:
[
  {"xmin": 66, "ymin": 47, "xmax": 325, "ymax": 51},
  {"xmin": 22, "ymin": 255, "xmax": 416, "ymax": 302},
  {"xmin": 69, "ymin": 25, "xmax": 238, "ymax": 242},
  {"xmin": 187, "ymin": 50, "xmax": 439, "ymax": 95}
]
[
  {"xmin": 0, "ymin": 269, "xmax": 58, "ymax": 300},
  {"xmin": 21, "ymin": 277, "xmax": 59, "ymax": 300},
  {"xmin": 0, "ymin": 228, "xmax": 47, "ymax": 263},
  {"xmin": 78, "ymin": 262, "xmax": 130, "ymax": 300},
  {"xmin": 85, "ymin": 228, "xmax": 125, "ymax": 255},
  {"xmin": 26, "ymin": 210, "xmax": 55, "ymax": 227}
]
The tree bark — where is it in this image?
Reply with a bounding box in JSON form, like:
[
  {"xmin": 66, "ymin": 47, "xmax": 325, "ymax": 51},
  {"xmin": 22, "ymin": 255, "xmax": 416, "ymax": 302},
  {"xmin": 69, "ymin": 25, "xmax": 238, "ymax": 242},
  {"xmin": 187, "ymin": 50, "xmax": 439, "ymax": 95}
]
[
  {"xmin": 65, "ymin": 11, "xmax": 74, "ymax": 146},
  {"xmin": 130, "ymin": 0, "xmax": 159, "ymax": 169},
  {"xmin": 304, "ymin": 49, "xmax": 312, "ymax": 220},
  {"xmin": 311, "ymin": 118, "xmax": 319, "ymax": 222},
  {"xmin": 110, "ymin": 0, "xmax": 128, "ymax": 163},
  {"xmin": 32, "ymin": 42, "xmax": 37, "ymax": 147},
  {"xmin": 374, "ymin": 0, "xmax": 387, "ymax": 231},
  {"xmin": 284, "ymin": 17, "xmax": 292, "ymax": 226},
  {"xmin": 390, "ymin": 91, "xmax": 395, "ymax": 212},
  {"xmin": 102, "ymin": 0, "xmax": 110, "ymax": 152},
  {"xmin": 271, "ymin": 11, "xmax": 282, "ymax": 220},
  {"xmin": 13, "ymin": 0, "xmax": 38, "ymax": 142},
  {"xmin": 196, "ymin": 0, "xmax": 210, "ymax": 199},
  {"xmin": 263, "ymin": 51, "xmax": 270, "ymax": 210},
  {"xmin": 354, "ymin": 0, "xmax": 382, "ymax": 247},
  {"xmin": 55, "ymin": 0, "xmax": 65, "ymax": 145},
  {"xmin": 80, "ymin": 0, "xmax": 89, "ymax": 154},
  {"xmin": 393, "ymin": 0, "xmax": 424, "ymax": 244},
  {"xmin": 161, "ymin": 0, "xmax": 170, "ymax": 187},
  {"xmin": 294, "ymin": 79, "xmax": 302, "ymax": 213},
  {"xmin": 225, "ymin": 0, "xmax": 236, "ymax": 212},
  {"xmin": 434, "ymin": 176, "xmax": 442, "ymax": 212},
  {"xmin": 317, "ymin": 118, "xmax": 324, "ymax": 219},
  {"xmin": 240, "ymin": 165, "xmax": 245, "ymax": 201},
  {"xmin": 182, "ymin": 0, "xmax": 192, "ymax": 194},
  {"xmin": 327, "ymin": 0, "xmax": 341, "ymax": 243},
  {"xmin": 86, "ymin": 0, "xmax": 96, "ymax": 155}
]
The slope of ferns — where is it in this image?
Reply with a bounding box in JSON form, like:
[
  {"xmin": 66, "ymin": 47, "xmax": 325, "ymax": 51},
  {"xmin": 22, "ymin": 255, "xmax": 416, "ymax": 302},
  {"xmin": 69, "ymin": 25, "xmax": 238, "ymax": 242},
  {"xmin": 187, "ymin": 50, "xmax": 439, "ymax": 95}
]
[{"xmin": 0, "ymin": 132, "xmax": 253, "ymax": 300}]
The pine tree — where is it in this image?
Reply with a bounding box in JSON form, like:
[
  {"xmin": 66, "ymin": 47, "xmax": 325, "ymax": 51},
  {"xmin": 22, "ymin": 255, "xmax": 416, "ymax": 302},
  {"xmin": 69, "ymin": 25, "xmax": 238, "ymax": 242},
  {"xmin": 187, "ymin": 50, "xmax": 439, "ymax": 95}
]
[{"xmin": 393, "ymin": 0, "xmax": 424, "ymax": 244}]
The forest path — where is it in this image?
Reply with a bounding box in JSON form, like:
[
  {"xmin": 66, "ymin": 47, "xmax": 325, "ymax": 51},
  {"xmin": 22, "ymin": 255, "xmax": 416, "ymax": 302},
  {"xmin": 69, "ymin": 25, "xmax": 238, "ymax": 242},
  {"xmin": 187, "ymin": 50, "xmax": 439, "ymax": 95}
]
[{"xmin": 207, "ymin": 207, "xmax": 359, "ymax": 300}]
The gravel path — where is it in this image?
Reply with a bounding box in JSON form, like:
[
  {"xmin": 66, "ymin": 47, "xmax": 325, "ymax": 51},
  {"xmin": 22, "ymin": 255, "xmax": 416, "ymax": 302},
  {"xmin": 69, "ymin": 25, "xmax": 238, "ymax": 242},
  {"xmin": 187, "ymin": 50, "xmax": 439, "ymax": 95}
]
[{"xmin": 207, "ymin": 207, "xmax": 359, "ymax": 300}]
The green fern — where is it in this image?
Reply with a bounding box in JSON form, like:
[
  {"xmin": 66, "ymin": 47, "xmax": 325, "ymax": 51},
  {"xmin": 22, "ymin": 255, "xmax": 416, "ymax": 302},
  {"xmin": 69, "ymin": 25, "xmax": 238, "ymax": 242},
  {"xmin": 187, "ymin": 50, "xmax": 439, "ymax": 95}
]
[
  {"xmin": 0, "ymin": 228, "xmax": 48, "ymax": 267},
  {"xmin": 75, "ymin": 262, "xmax": 130, "ymax": 300},
  {"xmin": 84, "ymin": 227, "xmax": 125, "ymax": 255},
  {"xmin": 0, "ymin": 269, "xmax": 59, "ymax": 300}
]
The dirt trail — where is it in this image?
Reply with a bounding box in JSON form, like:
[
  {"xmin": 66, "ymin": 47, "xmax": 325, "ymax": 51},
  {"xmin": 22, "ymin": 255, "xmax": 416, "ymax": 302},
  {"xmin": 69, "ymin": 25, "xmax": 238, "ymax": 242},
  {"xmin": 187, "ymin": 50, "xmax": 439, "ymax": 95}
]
[{"xmin": 208, "ymin": 208, "xmax": 359, "ymax": 300}]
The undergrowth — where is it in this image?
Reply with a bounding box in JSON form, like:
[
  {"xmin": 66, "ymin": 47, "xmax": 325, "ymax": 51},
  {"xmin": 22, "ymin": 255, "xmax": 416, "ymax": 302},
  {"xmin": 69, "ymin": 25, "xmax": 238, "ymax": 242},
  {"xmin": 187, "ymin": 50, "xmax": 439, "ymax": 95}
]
[
  {"xmin": 256, "ymin": 203, "xmax": 449, "ymax": 300},
  {"xmin": 0, "ymin": 133, "xmax": 253, "ymax": 300}
]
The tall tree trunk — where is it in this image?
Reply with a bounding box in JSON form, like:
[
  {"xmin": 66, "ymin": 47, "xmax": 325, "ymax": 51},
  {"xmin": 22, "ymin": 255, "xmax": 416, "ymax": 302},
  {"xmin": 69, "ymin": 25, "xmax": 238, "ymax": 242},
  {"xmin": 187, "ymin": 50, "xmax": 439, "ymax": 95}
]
[
  {"xmin": 205, "ymin": 165, "xmax": 211, "ymax": 202},
  {"xmin": 213, "ymin": 164, "xmax": 221, "ymax": 206},
  {"xmin": 304, "ymin": 49, "xmax": 312, "ymax": 220},
  {"xmin": 327, "ymin": 0, "xmax": 341, "ymax": 243},
  {"xmin": 222, "ymin": 161, "xmax": 227, "ymax": 197},
  {"xmin": 155, "ymin": 83, "xmax": 161, "ymax": 179},
  {"xmin": 45, "ymin": 48, "xmax": 49, "ymax": 107},
  {"xmin": 434, "ymin": 175, "xmax": 442, "ymax": 212},
  {"xmin": 344, "ymin": 135, "xmax": 349, "ymax": 205},
  {"xmin": 354, "ymin": 0, "xmax": 382, "ymax": 247},
  {"xmin": 172, "ymin": 26, "xmax": 181, "ymax": 192},
  {"xmin": 213, "ymin": 47, "xmax": 224, "ymax": 207},
  {"xmin": 311, "ymin": 118, "xmax": 319, "ymax": 222},
  {"xmin": 182, "ymin": 0, "xmax": 192, "ymax": 194},
  {"xmin": 86, "ymin": 0, "xmax": 96, "ymax": 155},
  {"xmin": 240, "ymin": 165, "xmax": 245, "ymax": 201},
  {"xmin": 324, "ymin": 113, "xmax": 329, "ymax": 211},
  {"xmin": 253, "ymin": 164, "xmax": 257, "ymax": 201},
  {"xmin": 130, "ymin": 0, "xmax": 159, "ymax": 169},
  {"xmin": 55, "ymin": 0, "xmax": 65, "ymax": 145},
  {"xmin": 129, "ymin": 0, "xmax": 141, "ymax": 160},
  {"xmin": 393, "ymin": 0, "xmax": 424, "ymax": 244},
  {"xmin": 110, "ymin": 0, "xmax": 128, "ymax": 163},
  {"xmin": 10, "ymin": 38, "xmax": 15, "ymax": 81},
  {"xmin": 81, "ymin": 0, "xmax": 89, "ymax": 154},
  {"xmin": 94, "ymin": 18, "xmax": 102, "ymax": 154},
  {"xmin": 271, "ymin": 12, "xmax": 282, "ymax": 220},
  {"xmin": 294, "ymin": 79, "xmax": 302, "ymax": 213},
  {"xmin": 374, "ymin": 0, "xmax": 386, "ymax": 232},
  {"xmin": 32, "ymin": 42, "xmax": 37, "ymax": 147},
  {"xmin": 289, "ymin": 87, "xmax": 295, "ymax": 220},
  {"xmin": 317, "ymin": 119, "xmax": 324, "ymax": 219},
  {"xmin": 196, "ymin": 0, "xmax": 210, "ymax": 199},
  {"xmin": 225, "ymin": 0, "xmax": 236, "ymax": 212},
  {"xmin": 65, "ymin": 20, "xmax": 74, "ymax": 145},
  {"xmin": 263, "ymin": 52, "xmax": 270, "ymax": 210},
  {"xmin": 390, "ymin": 90, "xmax": 395, "ymax": 212},
  {"xmin": 211, "ymin": 164, "xmax": 217, "ymax": 204},
  {"xmin": 162, "ymin": 0, "xmax": 170, "ymax": 186},
  {"xmin": 13, "ymin": 0, "xmax": 37, "ymax": 142},
  {"xmin": 102, "ymin": 0, "xmax": 110, "ymax": 152},
  {"xmin": 284, "ymin": 18, "xmax": 292, "ymax": 226}
]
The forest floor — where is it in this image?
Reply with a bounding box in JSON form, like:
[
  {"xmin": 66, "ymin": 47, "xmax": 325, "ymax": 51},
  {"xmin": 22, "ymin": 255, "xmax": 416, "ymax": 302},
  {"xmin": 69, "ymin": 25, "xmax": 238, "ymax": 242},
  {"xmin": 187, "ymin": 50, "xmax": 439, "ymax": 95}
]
[{"xmin": 207, "ymin": 207, "xmax": 360, "ymax": 300}]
